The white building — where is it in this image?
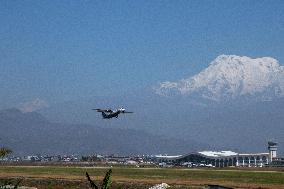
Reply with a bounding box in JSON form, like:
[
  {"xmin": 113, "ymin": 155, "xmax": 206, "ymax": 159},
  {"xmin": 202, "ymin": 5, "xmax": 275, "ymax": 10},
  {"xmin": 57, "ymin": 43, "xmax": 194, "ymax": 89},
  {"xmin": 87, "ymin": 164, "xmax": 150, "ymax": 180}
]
[{"xmin": 154, "ymin": 142, "xmax": 280, "ymax": 167}]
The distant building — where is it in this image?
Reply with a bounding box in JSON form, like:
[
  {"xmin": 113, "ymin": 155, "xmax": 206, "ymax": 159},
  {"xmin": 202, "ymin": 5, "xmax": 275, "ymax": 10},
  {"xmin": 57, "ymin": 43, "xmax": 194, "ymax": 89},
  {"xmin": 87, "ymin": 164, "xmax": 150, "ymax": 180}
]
[
  {"xmin": 267, "ymin": 141, "xmax": 284, "ymax": 167},
  {"xmin": 268, "ymin": 141, "xmax": 278, "ymax": 162},
  {"xmin": 154, "ymin": 142, "xmax": 283, "ymax": 167},
  {"xmin": 270, "ymin": 157, "xmax": 284, "ymax": 167}
]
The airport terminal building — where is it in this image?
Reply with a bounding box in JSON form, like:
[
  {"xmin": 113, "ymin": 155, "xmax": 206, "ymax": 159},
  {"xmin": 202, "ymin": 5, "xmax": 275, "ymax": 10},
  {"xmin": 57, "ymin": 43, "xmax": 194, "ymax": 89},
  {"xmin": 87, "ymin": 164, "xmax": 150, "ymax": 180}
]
[{"xmin": 155, "ymin": 142, "xmax": 283, "ymax": 167}]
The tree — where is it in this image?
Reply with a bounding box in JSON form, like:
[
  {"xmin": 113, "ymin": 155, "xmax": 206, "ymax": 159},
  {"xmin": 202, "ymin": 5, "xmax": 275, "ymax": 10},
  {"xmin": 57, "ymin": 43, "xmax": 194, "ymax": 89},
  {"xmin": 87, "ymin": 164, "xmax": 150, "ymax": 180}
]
[{"xmin": 0, "ymin": 147, "xmax": 12, "ymax": 158}]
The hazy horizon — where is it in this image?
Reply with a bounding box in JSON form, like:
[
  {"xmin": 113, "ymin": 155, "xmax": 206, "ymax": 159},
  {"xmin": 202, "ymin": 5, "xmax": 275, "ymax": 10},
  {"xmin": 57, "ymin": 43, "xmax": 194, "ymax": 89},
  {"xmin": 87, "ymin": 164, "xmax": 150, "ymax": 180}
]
[{"xmin": 1, "ymin": 1, "xmax": 284, "ymax": 156}]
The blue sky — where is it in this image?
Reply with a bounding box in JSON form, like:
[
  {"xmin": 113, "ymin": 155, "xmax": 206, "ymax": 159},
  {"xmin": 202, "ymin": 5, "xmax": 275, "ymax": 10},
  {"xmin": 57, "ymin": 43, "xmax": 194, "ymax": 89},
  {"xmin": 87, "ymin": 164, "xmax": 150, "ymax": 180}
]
[{"xmin": 1, "ymin": 0, "xmax": 284, "ymax": 107}]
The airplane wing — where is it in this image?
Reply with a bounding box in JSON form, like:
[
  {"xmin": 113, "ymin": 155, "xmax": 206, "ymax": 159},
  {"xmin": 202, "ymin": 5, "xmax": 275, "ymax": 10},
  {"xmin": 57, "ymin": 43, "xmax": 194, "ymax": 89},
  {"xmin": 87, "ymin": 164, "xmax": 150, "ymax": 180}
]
[
  {"xmin": 92, "ymin": 109, "xmax": 113, "ymax": 113},
  {"xmin": 122, "ymin": 111, "xmax": 133, "ymax": 113}
]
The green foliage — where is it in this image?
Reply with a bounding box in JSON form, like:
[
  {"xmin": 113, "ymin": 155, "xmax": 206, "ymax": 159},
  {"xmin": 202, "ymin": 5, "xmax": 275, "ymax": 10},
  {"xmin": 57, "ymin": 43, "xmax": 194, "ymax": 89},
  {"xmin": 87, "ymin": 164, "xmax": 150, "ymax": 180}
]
[
  {"xmin": 0, "ymin": 179, "xmax": 22, "ymax": 189},
  {"xmin": 86, "ymin": 169, "xmax": 112, "ymax": 189},
  {"xmin": 13, "ymin": 179, "xmax": 22, "ymax": 189},
  {"xmin": 0, "ymin": 148, "xmax": 12, "ymax": 158},
  {"xmin": 102, "ymin": 169, "xmax": 112, "ymax": 189}
]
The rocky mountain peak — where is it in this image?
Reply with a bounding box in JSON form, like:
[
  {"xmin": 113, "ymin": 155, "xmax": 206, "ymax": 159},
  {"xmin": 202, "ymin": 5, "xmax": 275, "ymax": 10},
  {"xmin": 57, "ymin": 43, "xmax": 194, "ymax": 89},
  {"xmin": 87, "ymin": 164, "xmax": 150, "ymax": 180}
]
[{"xmin": 155, "ymin": 55, "xmax": 284, "ymax": 101}]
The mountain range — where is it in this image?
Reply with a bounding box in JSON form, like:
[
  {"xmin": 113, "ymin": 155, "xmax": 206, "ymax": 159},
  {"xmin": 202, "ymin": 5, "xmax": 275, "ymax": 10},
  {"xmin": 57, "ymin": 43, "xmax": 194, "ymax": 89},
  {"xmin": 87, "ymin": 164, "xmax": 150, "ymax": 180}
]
[
  {"xmin": 153, "ymin": 55, "xmax": 284, "ymax": 154},
  {"xmin": 155, "ymin": 55, "xmax": 284, "ymax": 102},
  {"xmin": 2, "ymin": 55, "xmax": 283, "ymax": 156},
  {"xmin": 37, "ymin": 55, "xmax": 284, "ymax": 155},
  {"xmin": 0, "ymin": 108, "xmax": 206, "ymax": 156}
]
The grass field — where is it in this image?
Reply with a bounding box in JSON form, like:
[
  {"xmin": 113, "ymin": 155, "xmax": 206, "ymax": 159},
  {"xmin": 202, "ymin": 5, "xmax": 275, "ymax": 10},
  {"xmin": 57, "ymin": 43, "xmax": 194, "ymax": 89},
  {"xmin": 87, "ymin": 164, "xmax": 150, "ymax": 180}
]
[{"xmin": 0, "ymin": 166, "xmax": 284, "ymax": 189}]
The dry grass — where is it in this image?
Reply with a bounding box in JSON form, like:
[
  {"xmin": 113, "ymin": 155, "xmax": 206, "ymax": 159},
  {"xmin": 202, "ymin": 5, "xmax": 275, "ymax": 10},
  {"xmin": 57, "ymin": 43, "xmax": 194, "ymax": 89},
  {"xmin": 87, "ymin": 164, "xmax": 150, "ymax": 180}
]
[{"xmin": 0, "ymin": 166, "xmax": 284, "ymax": 189}]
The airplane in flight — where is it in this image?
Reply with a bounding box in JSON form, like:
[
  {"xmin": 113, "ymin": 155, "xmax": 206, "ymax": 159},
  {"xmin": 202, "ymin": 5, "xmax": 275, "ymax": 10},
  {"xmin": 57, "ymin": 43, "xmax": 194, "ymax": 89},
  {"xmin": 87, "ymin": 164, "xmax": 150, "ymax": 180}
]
[{"xmin": 93, "ymin": 108, "xmax": 133, "ymax": 119}]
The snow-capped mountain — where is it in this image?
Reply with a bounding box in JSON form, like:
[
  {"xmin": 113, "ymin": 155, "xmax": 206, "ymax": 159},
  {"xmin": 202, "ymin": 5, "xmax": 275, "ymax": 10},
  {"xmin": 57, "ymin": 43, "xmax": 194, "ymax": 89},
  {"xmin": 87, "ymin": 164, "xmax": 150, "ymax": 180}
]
[{"xmin": 155, "ymin": 55, "xmax": 284, "ymax": 101}]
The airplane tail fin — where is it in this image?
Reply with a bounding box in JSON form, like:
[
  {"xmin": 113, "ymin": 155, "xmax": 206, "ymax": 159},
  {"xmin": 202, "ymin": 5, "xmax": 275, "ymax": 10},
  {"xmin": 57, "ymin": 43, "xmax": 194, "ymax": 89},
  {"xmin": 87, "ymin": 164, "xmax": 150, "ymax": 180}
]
[{"xmin": 101, "ymin": 112, "xmax": 108, "ymax": 119}]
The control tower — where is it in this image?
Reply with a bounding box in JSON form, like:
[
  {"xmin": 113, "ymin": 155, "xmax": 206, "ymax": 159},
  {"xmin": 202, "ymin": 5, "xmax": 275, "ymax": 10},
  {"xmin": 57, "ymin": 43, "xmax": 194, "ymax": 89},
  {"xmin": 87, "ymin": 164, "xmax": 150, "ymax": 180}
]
[{"xmin": 268, "ymin": 141, "xmax": 278, "ymax": 163}]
